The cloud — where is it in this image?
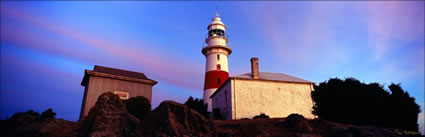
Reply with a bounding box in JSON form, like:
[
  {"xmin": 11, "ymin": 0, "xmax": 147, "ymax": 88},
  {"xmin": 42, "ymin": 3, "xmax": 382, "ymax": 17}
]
[
  {"xmin": 1, "ymin": 4, "xmax": 204, "ymax": 90},
  {"xmin": 253, "ymin": 2, "xmax": 351, "ymax": 66},
  {"xmin": 364, "ymin": 1, "xmax": 424, "ymax": 60},
  {"xmin": 1, "ymin": 52, "xmax": 86, "ymax": 120}
]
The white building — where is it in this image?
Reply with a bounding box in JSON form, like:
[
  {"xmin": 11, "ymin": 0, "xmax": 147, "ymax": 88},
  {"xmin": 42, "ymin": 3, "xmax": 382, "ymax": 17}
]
[{"xmin": 210, "ymin": 58, "xmax": 315, "ymax": 120}]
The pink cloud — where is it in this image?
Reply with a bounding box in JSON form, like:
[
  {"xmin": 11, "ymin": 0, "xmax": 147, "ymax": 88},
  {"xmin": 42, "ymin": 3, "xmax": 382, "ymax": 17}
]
[
  {"xmin": 1, "ymin": 26, "xmax": 105, "ymax": 64},
  {"xmin": 364, "ymin": 1, "xmax": 424, "ymax": 60},
  {"xmin": 1, "ymin": 4, "xmax": 204, "ymax": 90}
]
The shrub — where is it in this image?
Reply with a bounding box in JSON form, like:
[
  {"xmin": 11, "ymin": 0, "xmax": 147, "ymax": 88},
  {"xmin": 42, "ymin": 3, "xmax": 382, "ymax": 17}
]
[
  {"xmin": 39, "ymin": 108, "xmax": 56, "ymax": 120},
  {"xmin": 125, "ymin": 96, "xmax": 151, "ymax": 120},
  {"xmin": 184, "ymin": 96, "xmax": 208, "ymax": 118},
  {"xmin": 213, "ymin": 108, "xmax": 223, "ymax": 119},
  {"xmin": 253, "ymin": 113, "xmax": 269, "ymax": 119},
  {"xmin": 11, "ymin": 110, "xmax": 40, "ymax": 120}
]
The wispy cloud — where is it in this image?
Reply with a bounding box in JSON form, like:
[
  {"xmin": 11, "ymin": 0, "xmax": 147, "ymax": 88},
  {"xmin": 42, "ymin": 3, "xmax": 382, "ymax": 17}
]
[
  {"xmin": 1, "ymin": 4, "xmax": 204, "ymax": 90},
  {"xmin": 364, "ymin": 1, "xmax": 424, "ymax": 60},
  {"xmin": 253, "ymin": 2, "xmax": 353, "ymax": 71}
]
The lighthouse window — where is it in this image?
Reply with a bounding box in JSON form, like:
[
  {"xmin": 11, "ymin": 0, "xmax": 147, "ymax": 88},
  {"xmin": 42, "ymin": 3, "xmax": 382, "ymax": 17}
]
[
  {"xmin": 217, "ymin": 54, "xmax": 220, "ymax": 60},
  {"xmin": 218, "ymin": 78, "xmax": 221, "ymax": 85},
  {"xmin": 208, "ymin": 29, "xmax": 225, "ymax": 37},
  {"xmin": 217, "ymin": 64, "xmax": 221, "ymax": 70}
]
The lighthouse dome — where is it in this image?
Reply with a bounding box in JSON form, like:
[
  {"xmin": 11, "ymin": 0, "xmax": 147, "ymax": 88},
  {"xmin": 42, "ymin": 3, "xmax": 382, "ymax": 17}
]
[
  {"xmin": 210, "ymin": 17, "xmax": 224, "ymax": 25},
  {"xmin": 213, "ymin": 16, "xmax": 221, "ymax": 21},
  {"xmin": 208, "ymin": 16, "xmax": 226, "ymax": 30}
]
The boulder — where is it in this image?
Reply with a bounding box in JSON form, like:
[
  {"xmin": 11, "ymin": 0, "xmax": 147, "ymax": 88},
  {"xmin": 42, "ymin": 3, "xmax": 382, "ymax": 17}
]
[{"xmin": 139, "ymin": 101, "xmax": 214, "ymax": 137}]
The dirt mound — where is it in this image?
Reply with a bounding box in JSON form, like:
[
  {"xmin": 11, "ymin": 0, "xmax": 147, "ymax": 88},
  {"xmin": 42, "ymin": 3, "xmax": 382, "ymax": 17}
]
[{"xmin": 138, "ymin": 100, "xmax": 214, "ymax": 137}]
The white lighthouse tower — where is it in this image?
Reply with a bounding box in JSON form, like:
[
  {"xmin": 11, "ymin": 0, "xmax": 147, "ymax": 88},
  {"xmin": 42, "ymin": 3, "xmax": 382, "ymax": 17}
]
[{"xmin": 202, "ymin": 12, "xmax": 232, "ymax": 112}]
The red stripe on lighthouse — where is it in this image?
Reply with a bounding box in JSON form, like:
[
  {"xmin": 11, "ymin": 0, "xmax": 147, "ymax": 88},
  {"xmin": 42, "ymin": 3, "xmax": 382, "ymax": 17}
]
[{"xmin": 204, "ymin": 70, "xmax": 229, "ymax": 90}]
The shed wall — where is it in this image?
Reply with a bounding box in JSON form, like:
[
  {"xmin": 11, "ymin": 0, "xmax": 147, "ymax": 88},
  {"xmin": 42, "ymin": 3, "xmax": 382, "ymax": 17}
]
[{"xmin": 81, "ymin": 76, "xmax": 153, "ymax": 118}]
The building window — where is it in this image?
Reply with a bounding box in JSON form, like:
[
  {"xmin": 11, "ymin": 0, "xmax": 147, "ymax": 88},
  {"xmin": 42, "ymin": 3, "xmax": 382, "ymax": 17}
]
[
  {"xmin": 217, "ymin": 64, "xmax": 221, "ymax": 70},
  {"xmin": 114, "ymin": 91, "xmax": 129, "ymax": 100},
  {"xmin": 218, "ymin": 78, "xmax": 221, "ymax": 85},
  {"xmin": 217, "ymin": 54, "xmax": 220, "ymax": 60},
  {"xmin": 224, "ymin": 90, "xmax": 227, "ymax": 107}
]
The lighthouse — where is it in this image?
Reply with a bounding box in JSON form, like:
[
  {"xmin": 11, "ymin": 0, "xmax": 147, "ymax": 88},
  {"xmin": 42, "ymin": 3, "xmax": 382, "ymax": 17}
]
[{"xmin": 202, "ymin": 12, "xmax": 232, "ymax": 112}]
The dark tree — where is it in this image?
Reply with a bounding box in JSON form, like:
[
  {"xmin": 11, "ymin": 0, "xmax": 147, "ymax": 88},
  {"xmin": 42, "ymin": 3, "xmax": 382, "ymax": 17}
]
[
  {"xmin": 125, "ymin": 96, "xmax": 151, "ymax": 120},
  {"xmin": 312, "ymin": 77, "xmax": 421, "ymax": 131},
  {"xmin": 184, "ymin": 96, "xmax": 208, "ymax": 118},
  {"xmin": 387, "ymin": 84, "xmax": 421, "ymax": 131}
]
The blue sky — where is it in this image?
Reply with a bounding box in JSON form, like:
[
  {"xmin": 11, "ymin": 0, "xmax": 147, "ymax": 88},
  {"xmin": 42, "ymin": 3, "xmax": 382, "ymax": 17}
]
[{"xmin": 1, "ymin": 1, "xmax": 424, "ymax": 133}]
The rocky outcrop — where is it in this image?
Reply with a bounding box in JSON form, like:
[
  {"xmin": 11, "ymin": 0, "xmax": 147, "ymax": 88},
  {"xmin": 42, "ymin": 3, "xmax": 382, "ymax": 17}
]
[
  {"xmin": 79, "ymin": 92, "xmax": 140, "ymax": 137},
  {"xmin": 138, "ymin": 101, "xmax": 214, "ymax": 137},
  {"xmin": 2, "ymin": 92, "xmax": 424, "ymax": 137}
]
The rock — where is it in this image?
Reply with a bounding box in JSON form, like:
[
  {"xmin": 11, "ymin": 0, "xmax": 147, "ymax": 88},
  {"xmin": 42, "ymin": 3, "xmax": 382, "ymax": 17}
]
[
  {"xmin": 139, "ymin": 101, "xmax": 214, "ymax": 137},
  {"xmin": 80, "ymin": 92, "xmax": 140, "ymax": 137},
  {"xmin": 0, "ymin": 116, "xmax": 78, "ymax": 137},
  {"xmin": 333, "ymin": 126, "xmax": 417, "ymax": 137},
  {"xmin": 37, "ymin": 119, "xmax": 79, "ymax": 137}
]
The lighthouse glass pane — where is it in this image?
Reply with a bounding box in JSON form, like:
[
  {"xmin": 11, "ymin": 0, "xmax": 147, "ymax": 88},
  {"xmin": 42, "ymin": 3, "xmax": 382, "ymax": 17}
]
[{"xmin": 208, "ymin": 29, "xmax": 225, "ymax": 37}]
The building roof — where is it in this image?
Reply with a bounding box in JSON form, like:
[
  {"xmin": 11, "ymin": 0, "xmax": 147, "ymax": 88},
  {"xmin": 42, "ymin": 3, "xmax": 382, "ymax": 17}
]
[
  {"xmin": 81, "ymin": 65, "xmax": 158, "ymax": 86},
  {"xmin": 210, "ymin": 72, "xmax": 314, "ymax": 99},
  {"xmin": 233, "ymin": 72, "xmax": 314, "ymax": 84}
]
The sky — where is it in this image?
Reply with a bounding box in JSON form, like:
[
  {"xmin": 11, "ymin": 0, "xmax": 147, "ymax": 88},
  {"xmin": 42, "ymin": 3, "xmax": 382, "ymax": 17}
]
[{"xmin": 1, "ymin": 1, "xmax": 424, "ymax": 134}]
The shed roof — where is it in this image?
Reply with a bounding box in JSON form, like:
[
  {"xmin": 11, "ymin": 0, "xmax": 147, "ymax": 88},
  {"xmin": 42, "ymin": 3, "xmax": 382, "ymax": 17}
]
[
  {"xmin": 93, "ymin": 65, "xmax": 148, "ymax": 80},
  {"xmin": 81, "ymin": 65, "xmax": 157, "ymax": 86},
  {"xmin": 233, "ymin": 72, "xmax": 314, "ymax": 84}
]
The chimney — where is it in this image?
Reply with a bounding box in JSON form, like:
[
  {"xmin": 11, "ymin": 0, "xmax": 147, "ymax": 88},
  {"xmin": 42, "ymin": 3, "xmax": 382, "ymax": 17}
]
[{"xmin": 250, "ymin": 57, "xmax": 259, "ymax": 79}]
